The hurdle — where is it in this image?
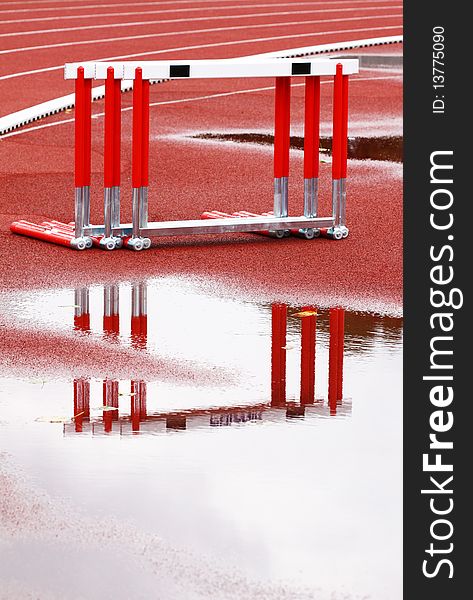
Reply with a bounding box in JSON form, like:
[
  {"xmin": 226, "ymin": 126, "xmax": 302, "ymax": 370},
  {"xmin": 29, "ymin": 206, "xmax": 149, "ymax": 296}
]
[{"xmin": 10, "ymin": 57, "xmax": 357, "ymax": 250}]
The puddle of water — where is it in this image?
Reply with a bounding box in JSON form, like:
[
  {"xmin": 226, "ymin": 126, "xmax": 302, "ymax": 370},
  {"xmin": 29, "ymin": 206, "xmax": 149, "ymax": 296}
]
[
  {"xmin": 0, "ymin": 278, "xmax": 402, "ymax": 600},
  {"xmin": 192, "ymin": 133, "xmax": 403, "ymax": 162}
]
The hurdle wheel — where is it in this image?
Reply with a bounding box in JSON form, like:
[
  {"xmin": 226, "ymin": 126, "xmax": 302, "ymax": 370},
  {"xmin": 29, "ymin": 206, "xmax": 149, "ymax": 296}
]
[
  {"xmin": 301, "ymin": 228, "xmax": 319, "ymax": 240},
  {"xmin": 274, "ymin": 230, "xmax": 286, "ymax": 239},
  {"xmin": 132, "ymin": 239, "xmax": 144, "ymax": 251},
  {"xmin": 76, "ymin": 239, "xmax": 86, "ymax": 250},
  {"xmin": 332, "ymin": 229, "xmax": 343, "ymax": 240},
  {"xmin": 85, "ymin": 237, "xmax": 93, "ymax": 249},
  {"xmin": 143, "ymin": 238, "xmax": 152, "ymax": 249},
  {"xmin": 341, "ymin": 228, "xmax": 349, "ymax": 239}
]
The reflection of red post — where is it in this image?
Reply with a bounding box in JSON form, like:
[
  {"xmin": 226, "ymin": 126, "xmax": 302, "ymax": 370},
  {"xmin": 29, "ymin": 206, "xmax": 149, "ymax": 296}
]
[
  {"xmin": 103, "ymin": 284, "xmax": 120, "ymax": 338},
  {"xmin": 300, "ymin": 307, "xmax": 316, "ymax": 404},
  {"xmin": 271, "ymin": 303, "xmax": 287, "ymax": 406},
  {"xmin": 74, "ymin": 288, "xmax": 90, "ymax": 331},
  {"xmin": 130, "ymin": 283, "xmax": 147, "ymax": 431},
  {"xmin": 131, "ymin": 283, "xmax": 147, "ymax": 349},
  {"xmin": 103, "ymin": 379, "xmax": 119, "ymax": 432},
  {"xmin": 337, "ymin": 309, "xmax": 345, "ymax": 402},
  {"xmin": 328, "ymin": 308, "xmax": 339, "ymax": 414},
  {"xmin": 131, "ymin": 380, "xmax": 147, "ymax": 432},
  {"xmin": 328, "ymin": 308, "xmax": 345, "ymax": 414},
  {"xmin": 73, "ymin": 378, "xmax": 90, "ymax": 432}
]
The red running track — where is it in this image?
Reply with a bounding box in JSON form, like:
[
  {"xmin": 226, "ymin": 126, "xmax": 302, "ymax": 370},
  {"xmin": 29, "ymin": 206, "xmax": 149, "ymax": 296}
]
[{"xmin": 0, "ymin": 0, "xmax": 403, "ymax": 315}]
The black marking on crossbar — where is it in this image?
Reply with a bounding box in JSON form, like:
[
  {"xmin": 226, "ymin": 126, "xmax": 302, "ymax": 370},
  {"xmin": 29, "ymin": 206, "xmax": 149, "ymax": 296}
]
[
  {"xmin": 169, "ymin": 65, "xmax": 190, "ymax": 78},
  {"xmin": 291, "ymin": 63, "xmax": 311, "ymax": 75}
]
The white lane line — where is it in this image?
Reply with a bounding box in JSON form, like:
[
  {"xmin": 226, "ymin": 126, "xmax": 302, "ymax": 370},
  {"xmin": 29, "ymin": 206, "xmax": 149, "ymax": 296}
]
[
  {"xmin": 0, "ymin": 2, "xmax": 403, "ymax": 24},
  {"xmin": 0, "ymin": 0, "xmax": 406, "ymax": 16},
  {"xmin": 0, "ymin": 15, "xmax": 402, "ymax": 55},
  {"xmin": 0, "ymin": 6, "xmax": 403, "ymax": 37},
  {"xmin": 0, "ymin": 35, "xmax": 402, "ymax": 132},
  {"xmin": 0, "ymin": 75, "xmax": 402, "ymax": 141},
  {"xmin": 0, "ymin": 25, "xmax": 403, "ymax": 81}
]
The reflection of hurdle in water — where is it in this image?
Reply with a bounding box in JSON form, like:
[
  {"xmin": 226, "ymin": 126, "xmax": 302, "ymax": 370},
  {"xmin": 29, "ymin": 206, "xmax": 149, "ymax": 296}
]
[
  {"xmin": 271, "ymin": 304, "xmax": 345, "ymax": 414},
  {"xmin": 68, "ymin": 286, "xmax": 348, "ymax": 434},
  {"xmin": 72, "ymin": 283, "xmax": 148, "ymax": 432}
]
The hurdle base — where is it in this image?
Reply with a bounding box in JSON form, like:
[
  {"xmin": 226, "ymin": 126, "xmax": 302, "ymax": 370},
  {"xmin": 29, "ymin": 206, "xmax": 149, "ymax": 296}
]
[
  {"xmin": 125, "ymin": 237, "xmax": 152, "ymax": 251},
  {"xmin": 325, "ymin": 226, "xmax": 349, "ymax": 240},
  {"xmin": 99, "ymin": 236, "xmax": 123, "ymax": 251},
  {"xmin": 71, "ymin": 237, "xmax": 92, "ymax": 250},
  {"xmin": 294, "ymin": 228, "xmax": 321, "ymax": 240}
]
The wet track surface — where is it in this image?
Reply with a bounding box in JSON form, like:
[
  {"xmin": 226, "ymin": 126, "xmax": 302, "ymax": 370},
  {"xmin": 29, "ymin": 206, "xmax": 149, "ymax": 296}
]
[
  {"xmin": 0, "ymin": 277, "xmax": 402, "ymax": 599},
  {"xmin": 1, "ymin": 2, "xmax": 403, "ymax": 598}
]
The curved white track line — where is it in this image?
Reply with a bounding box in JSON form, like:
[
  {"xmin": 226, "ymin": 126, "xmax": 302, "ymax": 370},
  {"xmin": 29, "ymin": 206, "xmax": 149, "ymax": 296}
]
[
  {"xmin": 1, "ymin": 4, "xmax": 402, "ymax": 26},
  {"xmin": 0, "ymin": 0, "xmax": 404, "ymax": 15},
  {"xmin": 0, "ymin": 17, "xmax": 402, "ymax": 55},
  {"xmin": 0, "ymin": 26, "xmax": 403, "ymax": 83},
  {"xmin": 0, "ymin": 34, "xmax": 403, "ymax": 134},
  {"xmin": 0, "ymin": 6, "xmax": 403, "ymax": 37}
]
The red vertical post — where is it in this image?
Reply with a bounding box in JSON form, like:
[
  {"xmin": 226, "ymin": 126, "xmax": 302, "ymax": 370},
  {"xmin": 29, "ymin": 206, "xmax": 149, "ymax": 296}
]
[
  {"xmin": 141, "ymin": 78, "xmax": 150, "ymax": 189},
  {"xmin": 332, "ymin": 64, "xmax": 343, "ymax": 182},
  {"xmin": 74, "ymin": 68, "xmax": 85, "ymax": 189},
  {"xmin": 303, "ymin": 76, "xmax": 320, "ymax": 180},
  {"xmin": 83, "ymin": 77, "xmax": 92, "ymax": 188},
  {"xmin": 300, "ymin": 308, "xmax": 316, "ymax": 405},
  {"xmin": 273, "ymin": 77, "xmax": 291, "ymax": 219},
  {"xmin": 104, "ymin": 68, "xmax": 115, "ymax": 189},
  {"xmin": 271, "ymin": 303, "xmax": 287, "ymax": 406},
  {"xmin": 74, "ymin": 67, "xmax": 92, "ymax": 242},
  {"xmin": 132, "ymin": 68, "xmax": 143, "ymax": 190},
  {"xmin": 328, "ymin": 308, "xmax": 340, "ymax": 414},
  {"xmin": 113, "ymin": 77, "xmax": 121, "ymax": 188},
  {"xmin": 337, "ymin": 308, "xmax": 345, "ymax": 401},
  {"xmin": 274, "ymin": 77, "xmax": 291, "ymax": 179},
  {"xmin": 340, "ymin": 74, "xmax": 349, "ymax": 181}
]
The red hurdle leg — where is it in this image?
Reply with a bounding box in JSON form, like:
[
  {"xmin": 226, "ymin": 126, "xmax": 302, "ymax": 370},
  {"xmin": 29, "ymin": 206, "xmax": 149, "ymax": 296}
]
[
  {"xmin": 339, "ymin": 74, "xmax": 349, "ymax": 237},
  {"xmin": 328, "ymin": 308, "xmax": 340, "ymax": 414},
  {"xmin": 129, "ymin": 68, "xmax": 151, "ymax": 251},
  {"xmin": 273, "ymin": 77, "xmax": 291, "ymax": 221},
  {"xmin": 73, "ymin": 67, "xmax": 92, "ymax": 249},
  {"xmin": 101, "ymin": 68, "xmax": 122, "ymax": 250},
  {"xmin": 112, "ymin": 72, "xmax": 122, "ymax": 236},
  {"xmin": 329, "ymin": 64, "xmax": 344, "ymax": 241},
  {"xmin": 300, "ymin": 307, "xmax": 317, "ymax": 404},
  {"xmin": 303, "ymin": 77, "xmax": 320, "ymax": 217},
  {"xmin": 271, "ymin": 303, "xmax": 287, "ymax": 406}
]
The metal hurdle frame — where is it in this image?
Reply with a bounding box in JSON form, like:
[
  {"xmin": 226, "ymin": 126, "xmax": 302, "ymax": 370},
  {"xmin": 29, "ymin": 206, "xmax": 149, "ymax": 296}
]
[{"xmin": 65, "ymin": 58, "xmax": 358, "ymax": 250}]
